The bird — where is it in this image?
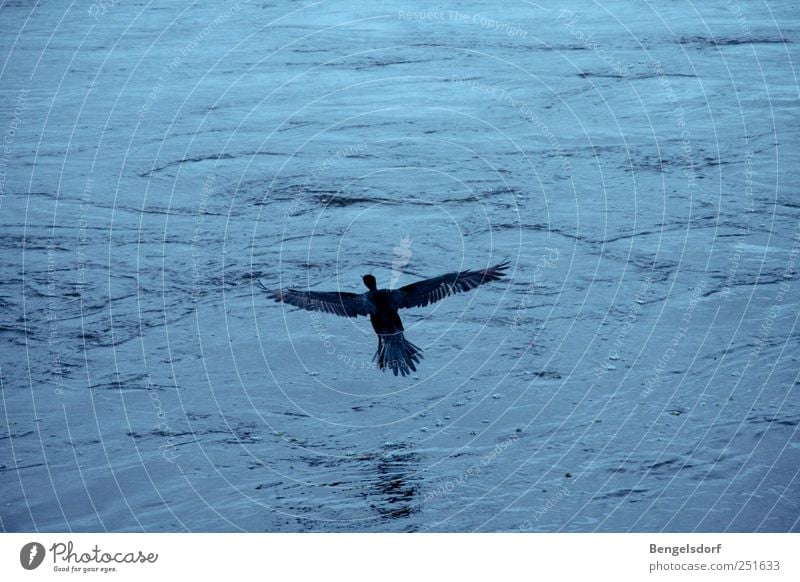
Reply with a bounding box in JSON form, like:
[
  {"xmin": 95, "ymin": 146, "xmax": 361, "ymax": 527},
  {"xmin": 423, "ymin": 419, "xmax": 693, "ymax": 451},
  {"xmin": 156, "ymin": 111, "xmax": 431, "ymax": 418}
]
[{"xmin": 264, "ymin": 260, "xmax": 509, "ymax": 376}]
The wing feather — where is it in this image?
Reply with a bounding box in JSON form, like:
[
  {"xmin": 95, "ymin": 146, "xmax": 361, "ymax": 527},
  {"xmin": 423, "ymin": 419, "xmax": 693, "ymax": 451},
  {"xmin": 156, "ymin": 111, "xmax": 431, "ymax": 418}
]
[
  {"xmin": 265, "ymin": 284, "xmax": 371, "ymax": 318},
  {"xmin": 390, "ymin": 260, "xmax": 509, "ymax": 309}
]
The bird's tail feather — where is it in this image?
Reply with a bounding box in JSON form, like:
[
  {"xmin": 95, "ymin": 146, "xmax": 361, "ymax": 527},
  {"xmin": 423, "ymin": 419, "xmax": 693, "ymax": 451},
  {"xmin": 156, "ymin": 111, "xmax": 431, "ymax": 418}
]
[{"xmin": 374, "ymin": 333, "xmax": 423, "ymax": 377}]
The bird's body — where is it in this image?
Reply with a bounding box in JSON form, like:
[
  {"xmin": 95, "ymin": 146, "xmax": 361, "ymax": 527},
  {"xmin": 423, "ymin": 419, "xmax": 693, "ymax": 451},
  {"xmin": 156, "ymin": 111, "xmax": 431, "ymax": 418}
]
[
  {"xmin": 362, "ymin": 283, "xmax": 422, "ymax": 375},
  {"xmin": 267, "ymin": 260, "xmax": 509, "ymax": 376}
]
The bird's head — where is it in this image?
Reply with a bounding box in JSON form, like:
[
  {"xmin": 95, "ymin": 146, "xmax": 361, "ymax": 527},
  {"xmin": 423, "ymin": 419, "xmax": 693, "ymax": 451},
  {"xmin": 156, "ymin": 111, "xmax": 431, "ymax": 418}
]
[{"xmin": 362, "ymin": 274, "xmax": 377, "ymax": 291}]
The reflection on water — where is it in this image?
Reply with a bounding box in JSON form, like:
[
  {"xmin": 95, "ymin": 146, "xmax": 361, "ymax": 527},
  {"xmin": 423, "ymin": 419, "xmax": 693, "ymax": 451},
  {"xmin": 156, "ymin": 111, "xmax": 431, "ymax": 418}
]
[
  {"xmin": 287, "ymin": 440, "xmax": 421, "ymax": 531},
  {"xmin": 367, "ymin": 443, "xmax": 420, "ymax": 524}
]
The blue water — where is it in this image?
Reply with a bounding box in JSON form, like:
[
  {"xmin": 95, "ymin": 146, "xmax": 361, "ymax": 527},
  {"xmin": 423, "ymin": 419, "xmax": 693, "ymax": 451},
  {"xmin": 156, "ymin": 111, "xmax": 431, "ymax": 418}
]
[{"xmin": 1, "ymin": 0, "xmax": 798, "ymax": 532}]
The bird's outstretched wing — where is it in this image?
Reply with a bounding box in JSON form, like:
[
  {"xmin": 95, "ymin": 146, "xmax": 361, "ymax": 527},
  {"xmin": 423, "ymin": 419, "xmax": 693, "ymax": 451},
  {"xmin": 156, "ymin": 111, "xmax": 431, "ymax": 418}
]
[
  {"xmin": 262, "ymin": 281, "xmax": 371, "ymax": 318},
  {"xmin": 390, "ymin": 260, "xmax": 509, "ymax": 310}
]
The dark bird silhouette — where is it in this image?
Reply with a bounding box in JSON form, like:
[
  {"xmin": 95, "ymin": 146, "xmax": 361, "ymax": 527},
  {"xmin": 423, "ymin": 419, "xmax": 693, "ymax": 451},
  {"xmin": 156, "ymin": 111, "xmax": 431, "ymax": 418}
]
[{"xmin": 265, "ymin": 260, "xmax": 509, "ymax": 376}]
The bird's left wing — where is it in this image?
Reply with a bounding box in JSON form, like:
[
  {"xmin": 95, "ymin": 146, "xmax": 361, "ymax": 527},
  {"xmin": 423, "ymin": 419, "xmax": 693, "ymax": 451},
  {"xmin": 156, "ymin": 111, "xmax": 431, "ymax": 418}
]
[
  {"xmin": 263, "ymin": 282, "xmax": 371, "ymax": 318},
  {"xmin": 390, "ymin": 260, "xmax": 509, "ymax": 310}
]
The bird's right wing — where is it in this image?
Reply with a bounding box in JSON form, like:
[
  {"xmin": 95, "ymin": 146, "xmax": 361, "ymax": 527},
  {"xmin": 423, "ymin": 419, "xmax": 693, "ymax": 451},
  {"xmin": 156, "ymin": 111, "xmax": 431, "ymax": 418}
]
[
  {"xmin": 263, "ymin": 282, "xmax": 371, "ymax": 318},
  {"xmin": 390, "ymin": 260, "xmax": 510, "ymax": 309}
]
